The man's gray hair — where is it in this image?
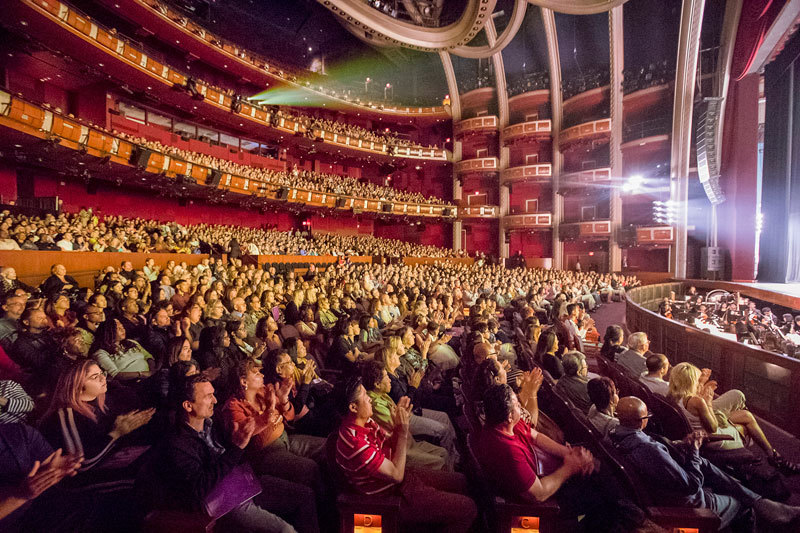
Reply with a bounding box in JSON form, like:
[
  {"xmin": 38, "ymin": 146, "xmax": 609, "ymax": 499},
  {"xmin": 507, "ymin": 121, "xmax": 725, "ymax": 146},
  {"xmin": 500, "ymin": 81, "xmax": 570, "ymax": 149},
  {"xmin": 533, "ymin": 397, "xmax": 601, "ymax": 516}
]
[
  {"xmin": 628, "ymin": 332, "xmax": 649, "ymax": 352},
  {"xmin": 562, "ymin": 350, "xmax": 586, "ymax": 377}
]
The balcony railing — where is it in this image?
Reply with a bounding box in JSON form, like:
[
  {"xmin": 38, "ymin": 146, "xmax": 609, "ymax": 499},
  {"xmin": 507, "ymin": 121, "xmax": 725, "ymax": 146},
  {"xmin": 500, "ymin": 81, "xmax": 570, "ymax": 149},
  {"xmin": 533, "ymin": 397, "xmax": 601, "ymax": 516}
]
[
  {"xmin": 561, "ymin": 167, "xmax": 612, "ymax": 186},
  {"xmin": 502, "ymin": 120, "xmax": 552, "ymax": 143},
  {"xmin": 636, "ymin": 226, "xmax": 674, "ymax": 244},
  {"xmin": 454, "ymin": 116, "xmax": 498, "ymax": 137},
  {"xmin": 562, "ymin": 220, "xmax": 612, "ymax": 237},
  {"xmin": 458, "ymin": 205, "xmax": 500, "ymax": 218},
  {"xmin": 455, "ymin": 157, "xmax": 499, "ymax": 174},
  {"xmin": 500, "ymin": 164, "xmax": 552, "ymax": 184},
  {"xmin": 560, "ymin": 119, "xmax": 611, "ymax": 147},
  {"xmin": 622, "ymin": 116, "xmax": 671, "ymax": 144},
  {"xmin": 503, "ymin": 213, "xmax": 553, "ymax": 229}
]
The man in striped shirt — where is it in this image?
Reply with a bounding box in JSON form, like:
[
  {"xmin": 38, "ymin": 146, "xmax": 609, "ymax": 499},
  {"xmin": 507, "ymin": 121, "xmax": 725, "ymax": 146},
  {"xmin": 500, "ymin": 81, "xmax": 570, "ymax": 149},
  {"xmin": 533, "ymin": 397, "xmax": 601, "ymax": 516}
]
[{"xmin": 335, "ymin": 377, "xmax": 477, "ymax": 533}]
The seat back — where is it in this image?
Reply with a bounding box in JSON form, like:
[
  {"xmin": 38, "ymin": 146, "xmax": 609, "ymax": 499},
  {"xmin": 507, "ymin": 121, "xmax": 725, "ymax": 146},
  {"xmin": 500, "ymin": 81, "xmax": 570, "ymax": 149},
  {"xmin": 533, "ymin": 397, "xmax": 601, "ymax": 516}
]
[{"xmin": 647, "ymin": 394, "xmax": 692, "ymax": 440}]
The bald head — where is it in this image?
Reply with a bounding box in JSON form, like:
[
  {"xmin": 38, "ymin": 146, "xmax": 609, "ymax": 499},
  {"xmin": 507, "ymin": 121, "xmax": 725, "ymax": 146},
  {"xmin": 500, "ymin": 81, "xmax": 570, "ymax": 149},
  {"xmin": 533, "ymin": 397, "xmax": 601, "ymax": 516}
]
[
  {"xmin": 473, "ymin": 342, "xmax": 495, "ymax": 364},
  {"xmin": 616, "ymin": 397, "xmax": 649, "ymax": 429}
]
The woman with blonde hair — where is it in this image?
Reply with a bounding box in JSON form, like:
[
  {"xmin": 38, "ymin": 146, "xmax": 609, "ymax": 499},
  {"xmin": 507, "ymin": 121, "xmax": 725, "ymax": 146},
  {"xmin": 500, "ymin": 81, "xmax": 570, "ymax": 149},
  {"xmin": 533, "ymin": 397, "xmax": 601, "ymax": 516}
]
[{"xmin": 668, "ymin": 362, "xmax": 797, "ymax": 469}]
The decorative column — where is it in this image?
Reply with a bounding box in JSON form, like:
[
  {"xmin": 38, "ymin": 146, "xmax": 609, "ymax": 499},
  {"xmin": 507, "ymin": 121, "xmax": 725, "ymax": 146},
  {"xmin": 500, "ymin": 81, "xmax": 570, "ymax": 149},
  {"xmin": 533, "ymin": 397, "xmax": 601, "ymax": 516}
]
[
  {"xmin": 608, "ymin": 6, "xmax": 624, "ymax": 272},
  {"xmin": 543, "ymin": 8, "xmax": 564, "ymax": 269},
  {"xmin": 439, "ymin": 51, "xmax": 464, "ymax": 250},
  {"xmin": 669, "ymin": 0, "xmax": 706, "ymax": 278},
  {"xmin": 485, "ymin": 18, "xmax": 511, "ymax": 260}
]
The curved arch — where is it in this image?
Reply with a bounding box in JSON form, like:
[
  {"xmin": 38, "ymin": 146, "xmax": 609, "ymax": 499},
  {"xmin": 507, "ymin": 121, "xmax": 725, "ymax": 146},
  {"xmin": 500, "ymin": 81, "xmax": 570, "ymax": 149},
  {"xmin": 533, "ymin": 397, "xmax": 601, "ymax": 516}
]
[
  {"xmin": 450, "ymin": 0, "xmax": 528, "ymax": 58},
  {"xmin": 317, "ymin": 0, "xmax": 497, "ymax": 51},
  {"xmin": 527, "ymin": 0, "xmax": 630, "ymax": 15}
]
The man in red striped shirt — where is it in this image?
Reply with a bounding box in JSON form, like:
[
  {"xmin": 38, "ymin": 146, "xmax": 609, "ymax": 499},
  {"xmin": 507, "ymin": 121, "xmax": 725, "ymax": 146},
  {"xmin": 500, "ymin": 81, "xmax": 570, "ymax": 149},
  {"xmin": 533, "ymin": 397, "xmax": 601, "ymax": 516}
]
[{"xmin": 335, "ymin": 377, "xmax": 476, "ymax": 533}]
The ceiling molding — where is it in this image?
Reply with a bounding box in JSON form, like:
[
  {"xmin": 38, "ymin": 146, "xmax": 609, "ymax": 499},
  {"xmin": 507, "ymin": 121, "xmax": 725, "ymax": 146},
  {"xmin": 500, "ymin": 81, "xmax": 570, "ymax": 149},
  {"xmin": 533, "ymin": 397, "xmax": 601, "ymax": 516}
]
[
  {"xmin": 317, "ymin": 0, "xmax": 497, "ymax": 51},
  {"xmin": 526, "ymin": 0, "xmax": 629, "ymax": 15},
  {"xmin": 450, "ymin": 0, "xmax": 528, "ymax": 58}
]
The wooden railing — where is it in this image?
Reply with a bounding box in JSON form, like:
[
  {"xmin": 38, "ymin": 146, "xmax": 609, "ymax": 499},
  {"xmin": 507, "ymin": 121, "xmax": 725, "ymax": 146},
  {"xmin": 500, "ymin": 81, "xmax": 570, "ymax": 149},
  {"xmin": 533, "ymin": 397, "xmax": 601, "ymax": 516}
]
[
  {"xmin": 626, "ymin": 282, "xmax": 800, "ymax": 439},
  {"xmin": 560, "ymin": 118, "xmax": 611, "ymax": 146},
  {"xmin": 454, "ymin": 116, "xmax": 498, "ymax": 137},
  {"xmin": 454, "ymin": 157, "xmax": 499, "ymax": 174},
  {"xmin": 502, "ymin": 213, "xmax": 553, "ymax": 228},
  {"xmin": 502, "ymin": 119, "xmax": 552, "ymax": 142},
  {"xmin": 500, "ymin": 163, "xmax": 552, "ymax": 184}
]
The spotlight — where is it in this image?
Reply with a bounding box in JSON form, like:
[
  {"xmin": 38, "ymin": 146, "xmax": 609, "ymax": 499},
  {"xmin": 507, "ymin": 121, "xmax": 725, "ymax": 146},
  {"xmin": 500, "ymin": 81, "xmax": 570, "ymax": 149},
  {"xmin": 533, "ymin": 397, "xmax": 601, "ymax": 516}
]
[{"xmin": 622, "ymin": 174, "xmax": 644, "ymax": 193}]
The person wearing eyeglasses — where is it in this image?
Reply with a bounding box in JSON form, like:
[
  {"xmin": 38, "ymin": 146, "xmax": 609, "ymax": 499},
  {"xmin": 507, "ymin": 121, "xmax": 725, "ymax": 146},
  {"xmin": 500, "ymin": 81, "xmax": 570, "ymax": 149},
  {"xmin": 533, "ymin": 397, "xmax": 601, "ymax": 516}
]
[
  {"xmin": 39, "ymin": 360, "xmax": 154, "ymax": 480},
  {"xmin": 610, "ymin": 396, "xmax": 800, "ymax": 531}
]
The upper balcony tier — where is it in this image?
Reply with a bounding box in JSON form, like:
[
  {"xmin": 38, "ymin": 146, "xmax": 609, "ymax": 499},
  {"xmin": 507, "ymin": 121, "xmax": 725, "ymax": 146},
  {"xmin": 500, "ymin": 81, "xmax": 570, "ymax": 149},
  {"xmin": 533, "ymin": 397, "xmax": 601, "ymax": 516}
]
[
  {"xmin": 454, "ymin": 116, "xmax": 498, "ymax": 138},
  {"xmin": 455, "ymin": 157, "xmax": 499, "ymax": 175},
  {"xmin": 502, "ymin": 120, "xmax": 552, "ymax": 144},
  {"xmin": 502, "ymin": 213, "xmax": 553, "ymax": 229},
  {"xmin": 560, "ymin": 220, "xmax": 612, "ymax": 239},
  {"xmin": 12, "ymin": 0, "xmax": 449, "ymax": 162},
  {"xmin": 560, "ymin": 119, "xmax": 611, "ymax": 149},
  {"xmin": 500, "ymin": 164, "xmax": 552, "ymax": 185},
  {"xmin": 458, "ymin": 205, "xmax": 500, "ymax": 219},
  {"xmin": 99, "ymin": 0, "xmax": 448, "ymax": 119},
  {"xmin": 0, "ymin": 89, "xmax": 456, "ymax": 219},
  {"xmin": 635, "ymin": 226, "xmax": 675, "ymax": 245}
]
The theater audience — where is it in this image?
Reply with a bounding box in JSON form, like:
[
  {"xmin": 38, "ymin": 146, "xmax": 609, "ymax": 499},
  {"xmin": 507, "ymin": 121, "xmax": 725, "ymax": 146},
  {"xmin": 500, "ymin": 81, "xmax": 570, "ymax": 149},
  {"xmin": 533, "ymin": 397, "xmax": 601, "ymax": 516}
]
[
  {"xmin": 0, "ymin": 379, "xmax": 34, "ymax": 424},
  {"xmin": 610, "ymin": 396, "xmax": 800, "ymax": 530},
  {"xmin": 0, "ymin": 293, "xmax": 26, "ymax": 352},
  {"xmin": 536, "ymin": 330, "xmax": 563, "ymax": 379},
  {"xmin": 586, "ymin": 376, "xmax": 620, "ymax": 438}
]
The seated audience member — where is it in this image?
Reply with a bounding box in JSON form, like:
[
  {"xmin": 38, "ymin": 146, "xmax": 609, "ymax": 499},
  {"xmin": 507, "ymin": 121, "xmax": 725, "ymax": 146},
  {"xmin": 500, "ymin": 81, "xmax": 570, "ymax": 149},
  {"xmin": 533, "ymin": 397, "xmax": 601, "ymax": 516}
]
[
  {"xmin": 141, "ymin": 374, "xmax": 303, "ymax": 533},
  {"xmin": 586, "ymin": 377, "xmax": 620, "ymax": 438},
  {"xmin": 195, "ymin": 324, "xmax": 237, "ymax": 402},
  {"xmin": 554, "ymin": 351, "xmax": 592, "ymax": 412},
  {"xmin": 221, "ymin": 359, "xmax": 324, "ymax": 518},
  {"xmin": 669, "ymin": 363, "xmax": 799, "ymax": 471},
  {"xmin": 640, "ymin": 353, "xmax": 670, "ymax": 396},
  {"xmin": 117, "ymin": 298, "xmax": 147, "ymax": 341},
  {"xmin": 334, "ymin": 377, "xmax": 477, "ymax": 533},
  {"xmin": 91, "ymin": 319, "xmax": 156, "ymax": 382},
  {"xmin": 39, "ymin": 360, "xmax": 154, "ymax": 477},
  {"xmin": 0, "ymin": 423, "xmax": 83, "ymax": 531},
  {"xmin": 610, "ymin": 396, "xmax": 800, "ymax": 530},
  {"xmin": 9, "ymin": 307, "xmax": 62, "ymax": 394},
  {"xmin": 141, "ymin": 304, "xmax": 173, "ymax": 360},
  {"xmin": 360, "ymin": 360, "xmax": 450, "ymax": 471},
  {"xmin": 329, "ymin": 316, "xmax": 365, "ymax": 372},
  {"xmin": 76, "ymin": 304, "xmax": 105, "ymax": 347},
  {"xmin": 45, "ymin": 293, "xmax": 76, "ymax": 331},
  {"xmin": 600, "ymin": 325, "xmax": 626, "ymax": 362},
  {"xmin": 283, "ymin": 337, "xmax": 322, "ymax": 386},
  {"xmin": 535, "ymin": 330, "xmax": 563, "ymax": 380},
  {"xmin": 0, "ymin": 379, "xmax": 34, "ymax": 424},
  {"xmin": 476, "ymin": 384, "xmax": 647, "ymax": 530},
  {"xmin": 617, "ymin": 332, "xmax": 650, "ymax": 377},
  {"xmin": 40, "ymin": 264, "xmax": 79, "ymax": 297},
  {"xmin": 0, "ymin": 294, "xmax": 26, "ymax": 352},
  {"xmin": 0, "ymin": 267, "xmax": 34, "ymax": 296}
]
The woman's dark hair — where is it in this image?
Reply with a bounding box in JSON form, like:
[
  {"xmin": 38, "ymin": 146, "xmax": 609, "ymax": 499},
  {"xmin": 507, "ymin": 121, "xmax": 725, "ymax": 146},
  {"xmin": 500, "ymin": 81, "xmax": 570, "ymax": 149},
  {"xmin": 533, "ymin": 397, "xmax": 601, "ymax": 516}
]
[
  {"xmin": 254, "ymin": 316, "xmax": 272, "ymax": 339},
  {"xmin": 603, "ymin": 325, "xmax": 624, "ymax": 345},
  {"xmin": 198, "ymin": 324, "xmax": 227, "ymax": 356},
  {"xmin": 587, "ymin": 377, "xmax": 616, "ymax": 411},
  {"xmin": 225, "ymin": 320, "xmax": 243, "ymax": 337},
  {"xmin": 360, "ymin": 359, "xmax": 385, "ymax": 392},
  {"xmin": 283, "ymin": 336, "xmax": 301, "ymax": 361},
  {"xmin": 358, "ymin": 314, "xmax": 371, "ymax": 331},
  {"xmin": 90, "ymin": 318, "xmax": 124, "ymax": 355},
  {"xmin": 482, "ymin": 384, "xmax": 515, "ymax": 426},
  {"xmin": 167, "ymin": 336, "xmax": 189, "ymax": 366},
  {"xmin": 262, "ymin": 349, "xmax": 289, "ymax": 385},
  {"xmin": 535, "ymin": 330, "xmax": 558, "ymax": 360},
  {"xmin": 474, "ymin": 358, "xmax": 502, "ymax": 399},
  {"xmin": 230, "ymin": 359, "xmax": 263, "ymax": 399}
]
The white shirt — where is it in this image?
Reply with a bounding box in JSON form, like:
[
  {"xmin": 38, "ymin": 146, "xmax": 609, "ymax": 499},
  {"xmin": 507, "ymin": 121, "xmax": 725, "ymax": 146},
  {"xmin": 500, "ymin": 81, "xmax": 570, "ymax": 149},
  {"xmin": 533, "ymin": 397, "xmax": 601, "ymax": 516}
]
[
  {"xmin": 640, "ymin": 374, "xmax": 669, "ymax": 396},
  {"xmin": 56, "ymin": 239, "xmax": 74, "ymax": 251}
]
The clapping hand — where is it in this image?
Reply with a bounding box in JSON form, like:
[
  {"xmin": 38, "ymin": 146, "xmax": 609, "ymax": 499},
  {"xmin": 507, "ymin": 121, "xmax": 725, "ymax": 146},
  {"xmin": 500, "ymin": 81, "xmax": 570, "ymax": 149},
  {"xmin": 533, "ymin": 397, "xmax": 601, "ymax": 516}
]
[
  {"xmin": 231, "ymin": 418, "xmax": 256, "ymax": 449},
  {"xmin": 520, "ymin": 368, "xmax": 544, "ymax": 400},
  {"xmin": 112, "ymin": 408, "xmax": 155, "ymax": 438},
  {"xmin": 683, "ymin": 430, "xmax": 708, "ymax": 450},
  {"xmin": 699, "ymin": 368, "xmax": 712, "ymax": 386},
  {"xmin": 409, "ymin": 369, "xmax": 424, "ymax": 388},
  {"xmin": 563, "ymin": 446, "xmax": 594, "ymax": 476},
  {"xmin": 392, "ymin": 396, "xmax": 412, "ymax": 433},
  {"xmin": 302, "ymin": 360, "xmax": 317, "ymax": 384},
  {"xmin": 16, "ymin": 448, "xmax": 83, "ymax": 501}
]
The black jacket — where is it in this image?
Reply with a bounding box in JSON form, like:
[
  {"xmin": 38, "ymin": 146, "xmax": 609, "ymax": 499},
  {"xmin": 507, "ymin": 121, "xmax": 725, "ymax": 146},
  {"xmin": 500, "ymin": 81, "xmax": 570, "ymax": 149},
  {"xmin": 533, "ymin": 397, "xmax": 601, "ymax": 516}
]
[
  {"xmin": 143, "ymin": 421, "xmax": 243, "ymax": 512},
  {"xmin": 40, "ymin": 274, "xmax": 79, "ymax": 296}
]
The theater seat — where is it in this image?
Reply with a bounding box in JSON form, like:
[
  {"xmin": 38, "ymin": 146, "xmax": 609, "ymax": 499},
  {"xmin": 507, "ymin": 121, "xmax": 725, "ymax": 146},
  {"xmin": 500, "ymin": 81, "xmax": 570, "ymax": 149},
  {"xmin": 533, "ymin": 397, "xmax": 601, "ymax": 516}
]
[{"xmin": 141, "ymin": 510, "xmax": 216, "ymax": 533}]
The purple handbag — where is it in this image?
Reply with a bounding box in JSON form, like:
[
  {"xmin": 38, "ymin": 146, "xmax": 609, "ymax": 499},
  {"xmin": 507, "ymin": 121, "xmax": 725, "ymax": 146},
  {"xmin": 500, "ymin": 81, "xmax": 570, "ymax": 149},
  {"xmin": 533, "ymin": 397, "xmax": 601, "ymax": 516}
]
[{"xmin": 202, "ymin": 463, "xmax": 262, "ymax": 519}]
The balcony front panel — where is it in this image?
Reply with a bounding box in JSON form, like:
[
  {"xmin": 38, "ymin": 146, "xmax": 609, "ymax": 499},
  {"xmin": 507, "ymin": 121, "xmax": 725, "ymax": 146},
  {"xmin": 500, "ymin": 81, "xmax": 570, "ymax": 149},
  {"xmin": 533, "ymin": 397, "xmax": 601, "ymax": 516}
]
[
  {"xmin": 560, "ymin": 167, "xmax": 612, "ymax": 187},
  {"xmin": 636, "ymin": 226, "xmax": 674, "ymax": 244},
  {"xmin": 503, "ymin": 213, "xmax": 553, "ymax": 229},
  {"xmin": 455, "ymin": 157, "xmax": 499, "ymax": 174},
  {"xmin": 458, "ymin": 205, "xmax": 500, "ymax": 219},
  {"xmin": 454, "ymin": 116, "xmax": 498, "ymax": 138},
  {"xmin": 501, "ymin": 164, "xmax": 553, "ymax": 185},
  {"xmin": 562, "ymin": 220, "xmax": 612, "ymax": 237},
  {"xmin": 560, "ymin": 118, "xmax": 611, "ymax": 147},
  {"xmin": 502, "ymin": 120, "xmax": 552, "ymax": 143}
]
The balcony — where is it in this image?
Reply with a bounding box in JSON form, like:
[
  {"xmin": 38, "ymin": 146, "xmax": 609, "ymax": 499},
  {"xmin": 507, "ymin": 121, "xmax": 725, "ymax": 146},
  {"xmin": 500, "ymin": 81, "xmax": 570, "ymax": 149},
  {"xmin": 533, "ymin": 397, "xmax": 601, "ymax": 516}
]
[
  {"xmin": 502, "ymin": 120, "xmax": 552, "ymax": 144},
  {"xmin": 560, "ymin": 118, "xmax": 611, "ymax": 148},
  {"xmin": 503, "ymin": 213, "xmax": 553, "ymax": 229},
  {"xmin": 500, "ymin": 164, "xmax": 552, "ymax": 185},
  {"xmin": 561, "ymin": 220, "xmax": 612, "ymax": 239},
  {"xmin": 622, "ymin": 116, "xmax": 671, "ymax": 145},
  {"xmin": 455, "ymin": 157, "xmax": 499, "ymax": 174},
  {"xmin": 454, "ymin": 116, "xmax": 498, "ymax": 138},
  {"xmin": 636, "ymin": 226, "xmax": 674, "ymax": 245},
  {"xmin": 458, "ymin": 205, "xmax": 500, "ymax": 219}
]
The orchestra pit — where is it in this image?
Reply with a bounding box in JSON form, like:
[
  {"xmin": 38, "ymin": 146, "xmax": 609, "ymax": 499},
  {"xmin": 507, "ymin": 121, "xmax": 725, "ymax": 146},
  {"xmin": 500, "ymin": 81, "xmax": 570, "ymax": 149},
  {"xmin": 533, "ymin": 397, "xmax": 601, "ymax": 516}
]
[{"xmin": 2, "ymin": 0, "xmax": 800, "ymax": 532}]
